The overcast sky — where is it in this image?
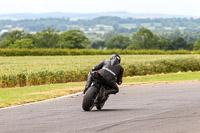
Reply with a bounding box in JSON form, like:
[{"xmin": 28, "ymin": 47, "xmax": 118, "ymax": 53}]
[{"xmin": 0, "ymin": 0, "xmax": 199, "ymax": 16}]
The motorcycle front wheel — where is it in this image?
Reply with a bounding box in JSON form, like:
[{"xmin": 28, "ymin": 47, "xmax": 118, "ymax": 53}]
[{"xmin": 82, "ymin": 86, "xmax": 98, "ymax": 111}]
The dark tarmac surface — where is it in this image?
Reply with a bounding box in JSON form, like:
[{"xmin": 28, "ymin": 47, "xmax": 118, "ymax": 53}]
[{"xmin": 1, "ymin": 82, "xmax": 200, "ymax": 133}]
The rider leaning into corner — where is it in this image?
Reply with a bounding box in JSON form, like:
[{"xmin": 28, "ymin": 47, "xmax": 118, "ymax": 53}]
[{"xmin": 83, "ymin": 54, "xmax": 124, "ymax": 96}]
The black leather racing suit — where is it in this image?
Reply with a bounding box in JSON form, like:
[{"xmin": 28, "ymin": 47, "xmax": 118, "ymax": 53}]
[{"xmin": 84, "ymin": 59, "xmax": 124, "ymax": 95}]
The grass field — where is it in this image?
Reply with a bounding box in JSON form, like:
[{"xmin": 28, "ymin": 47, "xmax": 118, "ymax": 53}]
[
  {"xmin": 1, "ymin": 54, "xmax": 200, "ymax": 76},
  {"xmin": 1, "ymin": 54, "xmax": 200, "ymax": 88},
  {"xmin": 1, "ymin": 71, "xmax": 200, "ymax": 108},
  {"xmin": 124, "ymin": 71, "xmax": 200, "ymax": 83}
]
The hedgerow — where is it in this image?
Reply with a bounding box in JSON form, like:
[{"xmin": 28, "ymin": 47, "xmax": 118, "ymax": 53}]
[
  {"xmin": 1, "ymin": 56, "xmax": 200, "ymax": 88},
  {"xmin": 1, "ymin": 49, "xmax": 200, "ymax": 56}
]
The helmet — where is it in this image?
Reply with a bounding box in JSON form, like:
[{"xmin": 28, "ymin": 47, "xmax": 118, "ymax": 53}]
[{"xmin": 110, "ymin": 54, "xmax": 121, "ymax": 63}]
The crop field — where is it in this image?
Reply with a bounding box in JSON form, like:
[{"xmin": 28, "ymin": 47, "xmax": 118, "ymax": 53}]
[{"xmin": 1, "ymin": 54, "xmax": 200, "ymax": 88}]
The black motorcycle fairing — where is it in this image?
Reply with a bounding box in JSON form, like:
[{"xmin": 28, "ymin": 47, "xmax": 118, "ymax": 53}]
[{"xmin": 91, "ymin": 71, "xmax": 104, "ymax": 83}]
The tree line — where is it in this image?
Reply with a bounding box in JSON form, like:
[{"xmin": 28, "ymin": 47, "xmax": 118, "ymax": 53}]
[
  {"xmin": 1, "ymin": 17, "xmax": 200, "ymax": 33},
  {"xmin": 0, "ymin": 28, "xmax": 89, "ymax": 49},
  {"xmin": 1, "ymin": 27, "xmax": 200, "ymax": 50},
  {"xmin": 102, "ymin": 28, "xmax": 198, "ymax": 50}
]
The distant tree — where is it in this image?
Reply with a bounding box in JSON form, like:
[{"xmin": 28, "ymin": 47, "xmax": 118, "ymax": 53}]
[
  {"xmin": 115, "ymin": 27, "xmax": 130, "ymax": 34},
  {"xmin": 57, "ymin": 30, "xmax": 89, "ymax": 49},
  {"xmin": 170, "ymin": 37, "xmax": 187, "ymax": 50},
  {"xmin": 128, "ymin": 28, "xmax": 158, "ymax": 49},
  {"xmin": 9, "ymin": 38, "xmax": 34, "ymax": 49},
  {"xmin": 194, "ymin": 38, "xmax": 200, "ymax": 50},
  {"xmin": 0, "ymin": 36, "xmax": 2, "ymax": 42},
  {"xmin": 158, "ymin": 30, "xmax": 200, "ymax": 42},
  {"xmin": 91, "ymin": 40, "xmax": 105, "ymax": 49},
  {"xmin": 129, "ymin": 28, "xmax": 139, "ymax": 33},
  {"xmin": 185, "ymin": 42, "xmax": 194, "ymax": 50},
  {"xmin": 105, "ymin": 35, "xmax": 131, "ymax": 49},
  {"xmin": 102, "ymin": 31, "xmax": 118, "ymax": 42},
  {"xmin": 35, "ymin": 27, "xmax": 59, "ymax": 48},
  {"xmin": 158, "ymin": 38, "xmax": 171, "ymax": 50},
  {"xmin": 2, "ymin": 17, "xmax": 200, "ymax": 34},
  {"xmin": 113, "ymin": 24, "xmax": 119, "ymax": 30},
  {"xmin": 0, "ymin": 30, "xmax": 24, "ymax": 48},
  {"xmin": 173, "ymin": 29, "xmax": 181, "ymax": 38}
]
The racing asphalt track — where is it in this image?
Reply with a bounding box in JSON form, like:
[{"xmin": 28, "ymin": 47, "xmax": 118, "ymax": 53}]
[{"xmin": 0, "ymin": 82, "xmax": 200, "ymax": 133}]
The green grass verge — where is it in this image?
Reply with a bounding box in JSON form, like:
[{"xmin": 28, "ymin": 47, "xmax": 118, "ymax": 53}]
[
  {"xmin": 0, "ymin": 82, "xmax": 85, "ymax": 108},
  {"xmin": 1, "ymin": 72, "xmax": 200, "ymax": 108},
  {"xmin": 123, "ymin": 71, "xmax": 200, "ymax": 83}
]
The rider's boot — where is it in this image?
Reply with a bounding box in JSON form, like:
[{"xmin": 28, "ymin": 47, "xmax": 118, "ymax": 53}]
[
  {"xmin": 105, "ymin": 89, "xmax": 117, "ymax": 96},
  {"xmin": 102, "ymin": 89, "xmax": 117, "ymax": 101}
]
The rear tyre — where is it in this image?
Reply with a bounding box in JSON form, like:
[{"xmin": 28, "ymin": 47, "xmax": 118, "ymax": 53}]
[{"xmin": 82, "ymin": 86, "xmax": 98, "ymax": 111}]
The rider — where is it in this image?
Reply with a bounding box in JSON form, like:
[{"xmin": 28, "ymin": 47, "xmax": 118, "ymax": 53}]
[{"xmin": 83, "ymin": 54, "xmax": 124, "ymax": 96}]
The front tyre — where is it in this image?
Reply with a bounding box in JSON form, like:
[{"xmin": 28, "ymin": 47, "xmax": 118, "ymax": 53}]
[{"xmin": 82, "ymin": 86, "xmax": 98, "ymax": 111}]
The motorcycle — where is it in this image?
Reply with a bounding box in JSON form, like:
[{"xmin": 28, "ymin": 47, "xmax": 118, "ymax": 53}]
[{"xmin": 82, "ymin": 71, "xmax": 109, "ymax": 111}]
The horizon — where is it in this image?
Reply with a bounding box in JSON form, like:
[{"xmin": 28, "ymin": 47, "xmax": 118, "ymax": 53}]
[
  {"xmin": 0, "ymin": 11, "xmax": 194, "ymax": 16},
  {"xmin": 0, "ymin": 11, "xmax": 198, "ymax": 20},
  {"xmin": 0, "ymin": 0, "xmax": 200, "ymax": 17}
]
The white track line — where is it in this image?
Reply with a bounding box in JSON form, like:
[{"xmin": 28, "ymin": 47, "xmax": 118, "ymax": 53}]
[
  {"xmin": 0, "ymin": 85, "xmax": 130, "ymax": 111},
  {"xmin": 0, "ymin": 92, "xmax": 83, "ymax": 111}
]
